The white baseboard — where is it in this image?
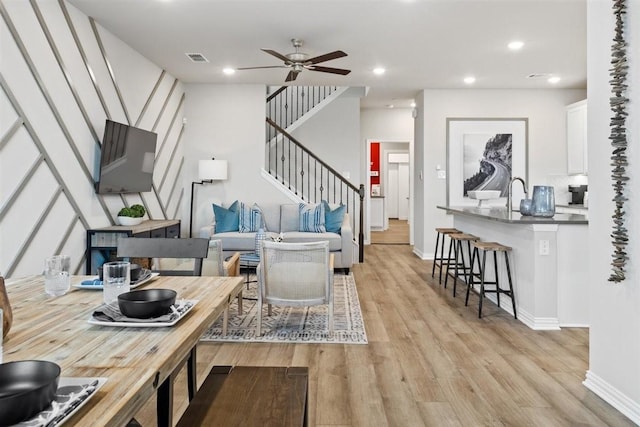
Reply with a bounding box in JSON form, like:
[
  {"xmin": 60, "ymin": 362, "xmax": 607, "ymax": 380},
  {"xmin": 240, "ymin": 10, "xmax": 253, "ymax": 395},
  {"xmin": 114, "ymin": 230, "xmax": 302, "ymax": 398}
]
[
  {"xmin": 584, "ymin": 370, "xmax": 640, "ymax": 425},
  {"xmin": 413, "ymin": 248, "xmax": 429, "ymax": 260},
  {"xmin": 509, "ymin": 306, "xmax": 561, "ymax": 330}
]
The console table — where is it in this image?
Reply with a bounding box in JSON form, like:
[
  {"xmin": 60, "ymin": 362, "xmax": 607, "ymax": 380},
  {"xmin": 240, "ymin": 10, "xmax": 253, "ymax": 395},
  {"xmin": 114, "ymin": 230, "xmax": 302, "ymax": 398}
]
[{"xmin": 85, "ymin": 219, "xmax": 180, "ymax": 274}]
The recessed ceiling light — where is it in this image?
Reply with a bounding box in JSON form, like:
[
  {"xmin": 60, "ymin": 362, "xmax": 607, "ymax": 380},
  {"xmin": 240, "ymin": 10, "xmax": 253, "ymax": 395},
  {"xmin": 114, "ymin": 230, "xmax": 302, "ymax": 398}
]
[
  {"xmin": 373, "ymin": 68, "xmax": 386, "ymax": 75},
  {"xmin": 386, "ymin": 104, "xmax": 395, "ymax": 109},
  {"xmin": 548, "ymin": 76, "xmax": 561, "ymax": 84},
  {"xmin": 223, "ymin": 68, "xmax": 236, "ymax": 75},
  {"xmin": 464, "ymin": 76, "xmax": 476, "ymax": 84},
  {"xmin": 508, "ymin": 41, "xmax": 524, "ymax": 50},
  {"xmin": 410, "ymin": 101, "xmax": 416, "ymax": 108}
]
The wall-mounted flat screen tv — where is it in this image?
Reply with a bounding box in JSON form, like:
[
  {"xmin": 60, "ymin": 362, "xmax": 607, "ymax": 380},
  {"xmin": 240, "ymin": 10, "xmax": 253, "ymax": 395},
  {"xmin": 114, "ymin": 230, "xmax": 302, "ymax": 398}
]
[{"xmin": 95, "ymin": 120, "xmax": 157, "ymax": 194}]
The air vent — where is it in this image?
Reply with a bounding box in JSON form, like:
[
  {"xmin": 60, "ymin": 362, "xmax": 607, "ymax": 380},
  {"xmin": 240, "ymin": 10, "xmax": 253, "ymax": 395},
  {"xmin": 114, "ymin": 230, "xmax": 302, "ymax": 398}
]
[
  {"xmin": 527, "ymin": 73, "xmax": 552, "ymax": 79},
  {"xmin": 185, "ymin": 53, "xmax": 209, "ymax": 63}
]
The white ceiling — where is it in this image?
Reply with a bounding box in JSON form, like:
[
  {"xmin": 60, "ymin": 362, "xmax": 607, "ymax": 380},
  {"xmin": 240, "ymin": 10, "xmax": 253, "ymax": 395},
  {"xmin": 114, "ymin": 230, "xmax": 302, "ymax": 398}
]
[{"xmin": 67, "ymin": 0, "xmax": 586, "ymax": 109}]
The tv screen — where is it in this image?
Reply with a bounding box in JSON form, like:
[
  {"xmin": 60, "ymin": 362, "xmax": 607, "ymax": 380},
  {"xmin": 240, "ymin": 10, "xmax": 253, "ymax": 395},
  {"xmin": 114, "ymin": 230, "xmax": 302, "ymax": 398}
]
[{"xmin": 96, "ymin": 120, "xmax": 157, "ymax": 194}]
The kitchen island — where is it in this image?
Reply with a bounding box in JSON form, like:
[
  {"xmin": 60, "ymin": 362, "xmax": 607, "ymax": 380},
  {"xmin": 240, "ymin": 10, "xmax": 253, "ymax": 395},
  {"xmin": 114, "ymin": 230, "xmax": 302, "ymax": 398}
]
[{"xmin": 438, "ymin": 206, "xmax": 588, "ymax": 330}]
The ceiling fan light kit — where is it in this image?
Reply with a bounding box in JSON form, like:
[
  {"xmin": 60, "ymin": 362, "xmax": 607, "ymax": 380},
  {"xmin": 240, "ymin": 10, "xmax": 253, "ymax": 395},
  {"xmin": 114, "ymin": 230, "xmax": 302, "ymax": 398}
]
[{"xmin": 236, "ymin": 38, "xmax": 351, "ymax": 82}]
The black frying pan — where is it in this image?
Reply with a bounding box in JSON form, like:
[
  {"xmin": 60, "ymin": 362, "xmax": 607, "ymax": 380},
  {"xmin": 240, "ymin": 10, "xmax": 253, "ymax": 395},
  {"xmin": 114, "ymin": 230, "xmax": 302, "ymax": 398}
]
[{"xmin": 0, "ymin": 360, "xmax": 61, "ymax": 426}]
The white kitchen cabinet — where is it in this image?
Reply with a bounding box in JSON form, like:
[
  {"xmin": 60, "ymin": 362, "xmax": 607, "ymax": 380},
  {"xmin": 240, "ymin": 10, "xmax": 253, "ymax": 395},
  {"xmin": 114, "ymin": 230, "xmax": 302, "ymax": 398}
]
[
  {"xmin": 370, "ymin": 197, "xmax": 385, "ymax": 230},
  {"xmin": 566, "ymin": 100, "xmax": 588, "ymax": 175}
]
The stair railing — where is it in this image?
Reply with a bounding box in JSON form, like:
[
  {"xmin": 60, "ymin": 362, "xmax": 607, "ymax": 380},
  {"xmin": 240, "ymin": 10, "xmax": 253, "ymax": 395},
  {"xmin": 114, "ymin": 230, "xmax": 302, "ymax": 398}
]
[
  {"xmin": 266, "ymin": 117, "xmax": 365, "ymax": 262},
  {"xmin": 266, "ymin": 85, "xmax": 338, "ymax": 139}
]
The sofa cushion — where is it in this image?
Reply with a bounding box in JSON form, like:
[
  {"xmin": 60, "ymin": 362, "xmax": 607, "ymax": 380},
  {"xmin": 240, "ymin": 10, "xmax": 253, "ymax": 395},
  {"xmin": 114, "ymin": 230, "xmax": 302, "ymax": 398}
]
[
  {"xmin": 280, "ymin": 204, "xmax": 299, "ymax": 232},
  {"xmin": 239, "ymin": 202, "xmax": 263, "ymax": 232},
  {"xmin": 213, "ymin": 201, "xmax": 239, "ymax": 233},
  {"xmin": 214, "ymin": 231, "xmax": 279, "ymax": 251},
  {"xmin": 299, "ymin": 203, "xmax": 326, "ymax": 233},
  {"xmin": 322, "ymin": 200, "xmax": 346, "ymax": 234},
  {"xmin": 282, "ymin": 231, "xmax": 342, "ymax": 251},
  {"xmin": 260, "ymin": 204, "xmax": 281, "ymax": 232}
]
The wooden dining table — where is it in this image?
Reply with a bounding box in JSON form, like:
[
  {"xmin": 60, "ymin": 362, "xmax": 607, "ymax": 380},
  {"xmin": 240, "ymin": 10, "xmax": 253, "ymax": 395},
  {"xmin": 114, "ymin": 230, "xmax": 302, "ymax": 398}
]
[{"xmin": 3, "ymin": 274, "xmax": 244, "ymax": 427}]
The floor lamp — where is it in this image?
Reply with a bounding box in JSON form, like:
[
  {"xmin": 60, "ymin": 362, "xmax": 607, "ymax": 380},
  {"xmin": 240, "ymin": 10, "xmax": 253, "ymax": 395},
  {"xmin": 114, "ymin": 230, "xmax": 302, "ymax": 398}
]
[{"xmin": 190, "ymin": 159, "xmax": 228, "ymax": 237}]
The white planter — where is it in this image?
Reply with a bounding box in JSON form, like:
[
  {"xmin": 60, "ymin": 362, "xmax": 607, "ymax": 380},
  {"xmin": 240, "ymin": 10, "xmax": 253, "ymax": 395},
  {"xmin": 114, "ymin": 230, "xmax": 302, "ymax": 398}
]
[{"xmin": 117, "ymin": 216, "xmax": 144, "ymax": 226}]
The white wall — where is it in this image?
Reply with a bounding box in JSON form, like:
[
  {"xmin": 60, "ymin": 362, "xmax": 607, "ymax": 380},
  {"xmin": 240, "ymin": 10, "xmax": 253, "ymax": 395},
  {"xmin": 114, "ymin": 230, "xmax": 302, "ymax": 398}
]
[
  {"xmin": 584, "ymin": 0, "xmax": 640, "ymax": 423},
  {"xmin": 0, "ymin": 0, "xmax": 183, "ymax": 277},
  {"xmin": 414, "ymin": 88, "xmax": 586, "ymax": 259},
  {"xmin": 183, "ymin": 84, "xmax": 293, "ymax": 236},
  {"xmin": 182, "ymin": 85, "xmax": 364, "ymax": 238},
  {"xmin": 290, "ymin": 96, "xmax": 361, "ymax": 186}
]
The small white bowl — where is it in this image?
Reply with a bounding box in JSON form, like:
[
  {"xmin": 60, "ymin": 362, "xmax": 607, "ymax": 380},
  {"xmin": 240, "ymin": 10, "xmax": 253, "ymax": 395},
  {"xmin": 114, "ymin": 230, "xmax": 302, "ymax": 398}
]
[{"xmin": 117, "ymin": 216, "xmax": 144, "ymax": 226}]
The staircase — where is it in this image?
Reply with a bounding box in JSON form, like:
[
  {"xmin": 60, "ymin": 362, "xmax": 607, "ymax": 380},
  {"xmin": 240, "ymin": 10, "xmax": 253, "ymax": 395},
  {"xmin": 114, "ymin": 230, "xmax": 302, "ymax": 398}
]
[{"xmin": 264, "ymin": 85, "xmax": 364, "ymax": 262}]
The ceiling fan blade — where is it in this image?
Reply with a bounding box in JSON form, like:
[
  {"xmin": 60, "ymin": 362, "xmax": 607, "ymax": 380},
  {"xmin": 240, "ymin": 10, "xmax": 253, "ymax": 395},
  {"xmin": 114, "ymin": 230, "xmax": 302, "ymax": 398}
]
[
  {"xmin": 261, "ymin": 48, "xmax": 291, "ymax": 63},
  {"xmin": 285, "ymin": 70, "xmax": 299, "ymax": 82},
  {"xmin": 236, "ymin": 65, "xmax": 288, "ymax": 70},
  {"xmin": 308, "ymin": 65, "xmax": 351, "ymax": 75},
  {"xmin": 306, "ymin": 50, "xmax": 347, "ymax": 65}
]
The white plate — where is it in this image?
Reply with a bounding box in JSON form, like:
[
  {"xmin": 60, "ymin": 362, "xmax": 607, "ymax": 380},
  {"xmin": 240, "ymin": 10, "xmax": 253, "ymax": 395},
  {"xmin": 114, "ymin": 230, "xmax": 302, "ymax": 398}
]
[
  {"xmin": 73, "ymin": 272, "xmax": 160, "ymax": 290},
  {"xmin": 13, "ymin": 377, "xmax": 107, "ymax": 427},
  {"xmin": 87, "ymin": 300, "xmax": 197, "ymax": 328}
]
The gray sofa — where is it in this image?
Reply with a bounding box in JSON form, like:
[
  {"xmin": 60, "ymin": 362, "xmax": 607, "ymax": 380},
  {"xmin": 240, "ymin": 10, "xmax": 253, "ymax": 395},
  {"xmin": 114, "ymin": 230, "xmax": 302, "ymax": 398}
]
[{"xmin": 199, "ymin": 203, "xmax": 354, "ymax": 272}]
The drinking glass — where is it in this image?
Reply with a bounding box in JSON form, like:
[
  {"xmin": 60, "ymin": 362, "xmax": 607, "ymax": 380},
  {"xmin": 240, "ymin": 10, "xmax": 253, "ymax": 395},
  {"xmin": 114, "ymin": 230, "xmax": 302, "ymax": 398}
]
[
  {"xmin": 103, "ymin": 261, "xmax": 130, "ymax": 305},
  {"xmin": 44, "ymin": 255, "xmax": 71, "ymax": 297}
]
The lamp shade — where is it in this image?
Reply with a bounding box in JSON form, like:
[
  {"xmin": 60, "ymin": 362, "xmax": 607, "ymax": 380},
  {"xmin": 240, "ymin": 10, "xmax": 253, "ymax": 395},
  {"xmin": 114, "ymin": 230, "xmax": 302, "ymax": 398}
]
[{"xmin": 198, "ymin": 159, "xmax": 228, "ymax": 180}]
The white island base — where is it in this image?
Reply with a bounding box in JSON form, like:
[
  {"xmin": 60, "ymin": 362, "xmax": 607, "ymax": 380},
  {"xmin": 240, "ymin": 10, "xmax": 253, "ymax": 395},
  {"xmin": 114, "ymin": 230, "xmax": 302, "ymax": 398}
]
[{"xmin": 440, "ymin": 207, "xmax": 589, "ymax": 330}]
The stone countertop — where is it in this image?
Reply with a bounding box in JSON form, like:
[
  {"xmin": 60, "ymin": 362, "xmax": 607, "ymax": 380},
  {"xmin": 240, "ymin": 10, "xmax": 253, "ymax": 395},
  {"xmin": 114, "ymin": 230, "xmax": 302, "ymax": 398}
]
[
  {"xmin": 556, "ymin": 204, "xmax": 588, "ymax": 209},
  {"xmin": 438, "ymin": 206, "xmax": 588, "ymax": 225}
]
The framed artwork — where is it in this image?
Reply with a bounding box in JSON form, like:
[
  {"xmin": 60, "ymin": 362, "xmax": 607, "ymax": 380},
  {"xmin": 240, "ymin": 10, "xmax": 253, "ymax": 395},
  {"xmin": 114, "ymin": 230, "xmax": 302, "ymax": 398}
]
[{"xmin": 446, "ymin": 118, "xmax": 528, "ymax": 206}]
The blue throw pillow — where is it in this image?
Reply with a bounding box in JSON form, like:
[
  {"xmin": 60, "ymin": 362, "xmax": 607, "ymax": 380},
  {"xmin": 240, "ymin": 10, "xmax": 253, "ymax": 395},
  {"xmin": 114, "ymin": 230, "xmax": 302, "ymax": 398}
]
[
  {"xmin": 212, "ymin": 201, "xmax": 239, "ymax": 233},
  {"xmin": 322, "ymin": 200, "xmax": 346, "ymax": 234},
  {"xmin": 299, "ymin": 203, "xmax": 326, "ymax": 233},
  {"xmin": 239, "ymin": 202, "xmax": 264, "ymax": 232}
]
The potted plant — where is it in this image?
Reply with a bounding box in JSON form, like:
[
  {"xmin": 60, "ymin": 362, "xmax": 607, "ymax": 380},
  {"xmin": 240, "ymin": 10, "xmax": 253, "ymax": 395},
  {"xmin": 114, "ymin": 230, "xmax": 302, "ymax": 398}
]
[{"xmin": 117, "ymin": 204, "xmax": 146, "ymax": 226}]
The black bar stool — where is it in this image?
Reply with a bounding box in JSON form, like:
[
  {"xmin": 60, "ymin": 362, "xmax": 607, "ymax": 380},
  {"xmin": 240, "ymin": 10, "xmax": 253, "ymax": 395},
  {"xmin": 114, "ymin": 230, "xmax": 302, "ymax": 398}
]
[
  {"xmin": 444, "ymin": 233, "xmax": 479, "ymax": 297},
  {"xmin": 431, "ymin": 228, "xmax": 460, "ymax": 284},
  {"xmin": 465, "ymin": 241, "xmax": 517, "ymax": 319}
]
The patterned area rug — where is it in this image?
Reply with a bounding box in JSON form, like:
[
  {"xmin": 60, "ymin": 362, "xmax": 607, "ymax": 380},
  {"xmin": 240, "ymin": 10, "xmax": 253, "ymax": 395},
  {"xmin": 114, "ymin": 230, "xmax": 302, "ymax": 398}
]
[{"xmin": 200, "ymin": 273, "xmax": 367, "ymax": 344}]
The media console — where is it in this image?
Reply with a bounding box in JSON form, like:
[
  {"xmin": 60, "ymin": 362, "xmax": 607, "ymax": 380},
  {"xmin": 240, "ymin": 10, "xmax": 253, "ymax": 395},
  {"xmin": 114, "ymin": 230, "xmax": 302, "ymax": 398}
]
[{"xmin": 86, "ymin": 219, "xmax": 180, "ymax": 274}]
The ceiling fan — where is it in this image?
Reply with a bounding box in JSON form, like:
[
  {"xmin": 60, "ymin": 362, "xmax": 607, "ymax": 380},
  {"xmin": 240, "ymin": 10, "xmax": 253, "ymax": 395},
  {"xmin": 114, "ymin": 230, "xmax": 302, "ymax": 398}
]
[{"xmin": 236, "ymin": 38, "xmax": 351, "ymax": 82}]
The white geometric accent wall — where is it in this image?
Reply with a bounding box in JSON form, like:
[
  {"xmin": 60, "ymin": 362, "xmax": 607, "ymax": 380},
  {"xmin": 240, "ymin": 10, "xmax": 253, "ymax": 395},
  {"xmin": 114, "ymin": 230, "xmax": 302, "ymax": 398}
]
[{"xmin": 0, "ymin": 0, "xmax": 184, "ymax": 278}]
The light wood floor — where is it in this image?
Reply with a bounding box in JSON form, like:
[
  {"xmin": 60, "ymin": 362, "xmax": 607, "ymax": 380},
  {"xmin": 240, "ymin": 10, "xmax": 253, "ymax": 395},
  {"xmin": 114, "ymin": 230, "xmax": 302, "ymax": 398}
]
[
  {"xmin": 134, "ymin": 244, "xmax": 633, "ymax": 426},
  {"xmin": 371, "ymin": 219, "xmax": 410, "ymax": 245}
]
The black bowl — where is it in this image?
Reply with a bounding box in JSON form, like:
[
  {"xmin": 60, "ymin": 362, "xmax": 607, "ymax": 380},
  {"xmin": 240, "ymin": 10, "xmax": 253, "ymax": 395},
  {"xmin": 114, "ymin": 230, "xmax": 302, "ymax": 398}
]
[
  {"xmin": 97, "ymin": 263, "xmax": 142, "ymax": 282},
  {"xmin": 0, "ymin": 360, "xmax": 61, "ymax": 426},
  {"xmin": 118, "ymin": 289, "xmax": 177, "ymax": 319}
]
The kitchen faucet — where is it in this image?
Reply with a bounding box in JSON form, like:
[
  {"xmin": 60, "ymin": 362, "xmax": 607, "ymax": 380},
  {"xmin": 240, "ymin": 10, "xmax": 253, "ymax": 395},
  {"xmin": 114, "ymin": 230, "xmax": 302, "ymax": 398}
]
[{"xmin": 507, "ymin": 176, "xmax": 528, "ymax": 210}]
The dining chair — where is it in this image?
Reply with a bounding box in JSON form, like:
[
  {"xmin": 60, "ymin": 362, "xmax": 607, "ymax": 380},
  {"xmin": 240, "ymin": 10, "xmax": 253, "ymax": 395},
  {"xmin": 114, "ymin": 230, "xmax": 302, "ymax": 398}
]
[
  {"xmin": 117, "ymin": 237, "xmax": 209, "ymax": 276},
  {"xmin": 202, "ymin": 239, "xmax": 240, "ymax": 277},
  {"xmin": 201, "ymin": 240, "xmax": 242, "ymax": 335},
  {"xmin": 256, "ymin": 241, "xmax": 334, "ymax": 336},
  {"xmin": 116, "ymin": 237, "xmax": 209, "ymax": 404}
]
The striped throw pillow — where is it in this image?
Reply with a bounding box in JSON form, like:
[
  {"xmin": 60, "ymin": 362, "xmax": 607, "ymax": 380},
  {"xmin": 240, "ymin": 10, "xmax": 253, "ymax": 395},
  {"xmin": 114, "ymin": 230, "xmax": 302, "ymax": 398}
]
[
  {"xmin": 239, "ymin": 202, "xmax": 264, "ymax": 232},
  {"xmin": 298, "ymin": 203, "xmax": 326, "ymax": 233}
]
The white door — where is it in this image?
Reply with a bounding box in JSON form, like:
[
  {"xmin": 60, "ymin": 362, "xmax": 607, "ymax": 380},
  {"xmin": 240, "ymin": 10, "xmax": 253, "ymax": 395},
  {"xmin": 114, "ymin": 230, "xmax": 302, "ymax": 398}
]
[
  {"xmin": 388, "ymin": 164, "xmax": 399, "ymax": 218},
  {"xmin": 398, "ymin": 163, "xmax": 409, "ymax": 220}
]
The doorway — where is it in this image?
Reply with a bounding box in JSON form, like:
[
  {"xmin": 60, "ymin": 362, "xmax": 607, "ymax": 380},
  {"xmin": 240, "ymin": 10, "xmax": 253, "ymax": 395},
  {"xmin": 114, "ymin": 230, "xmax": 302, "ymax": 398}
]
[
  {"xmin": 366, "ymin": 139, "xmax": 413, "ymax": 246},
  {"xmin": 386, "ymin": 152, "xmax": 410, "ymax": 221}
]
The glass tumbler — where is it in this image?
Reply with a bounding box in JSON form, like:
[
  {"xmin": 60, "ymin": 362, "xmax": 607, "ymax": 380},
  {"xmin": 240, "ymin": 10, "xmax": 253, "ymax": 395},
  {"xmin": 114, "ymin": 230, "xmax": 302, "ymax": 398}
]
[
  {"xmin": 103, "ymin": 261, "xmax": 131, "ymax": 305},
  {"xmin": 44, "ymin": 255, "xmax": 71, "ymax": 297}
]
